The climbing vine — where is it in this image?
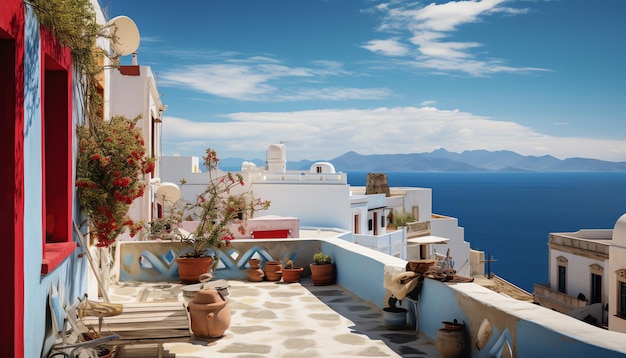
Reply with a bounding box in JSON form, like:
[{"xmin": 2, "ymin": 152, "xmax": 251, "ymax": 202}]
[
  {"xmin": 26, "ymin": 0, "xmax": 118, "ymax": 123},
  {"xmin": 27, "ymin": 0, "xmax": 152, "ymax": 247}
]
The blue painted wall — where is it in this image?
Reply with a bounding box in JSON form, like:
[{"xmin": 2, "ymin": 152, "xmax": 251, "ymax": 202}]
[
  {"xmin": 22, "ymin": 6, "xmax": 89, "ymax": 357},
  {"xmin": 321, "ymin": 239, "xmax": 405, "ymax": 307},
  {"xmin": 418, "ymin": 277, "xmax": 626, "ymax": 357}
]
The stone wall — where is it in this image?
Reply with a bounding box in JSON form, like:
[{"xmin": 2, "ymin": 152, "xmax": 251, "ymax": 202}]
[{"xmin": 365, "ymin": 173, "xmax": 390, "ymax": 196}]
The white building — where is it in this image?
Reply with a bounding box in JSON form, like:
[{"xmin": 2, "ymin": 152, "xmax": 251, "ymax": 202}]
[
  {"xmin": 533, "ymin": 213, "xmax": 626, "ymax": 332},
  {"xmin": 159, "ymin": 143, "xmax": 475, "ymax": 278},
  {"xmin": 109, "ymin": 59, "xmax": 166, "ymax": 229}
]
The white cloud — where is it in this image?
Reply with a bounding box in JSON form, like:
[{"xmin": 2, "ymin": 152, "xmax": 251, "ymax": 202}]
[
  {"xmin": 159, "ymin": 62, "xmax": 309, "ymax": 100},
  {"xmin": 362, "ymin": 39, "xmax": 410, "ymax": 56},
  {"xmin": 365, "ymin": 0, "xmax": 546, "ymax": 76},
  {"xmin": 161, "ymin": 106, "xmax": 626, "ymax": 162},
  {"xmin": 158, "ymin": 57, "xmax": 388, "ymax": 101}
]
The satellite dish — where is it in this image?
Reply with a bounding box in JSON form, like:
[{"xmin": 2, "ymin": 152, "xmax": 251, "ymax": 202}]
[
  {"xmin": 155, "ymin": 182, "xmax": 181, "ymax": 207},
  {"xmin": 107, "ymin": 16, "xmax": 140, "ymax": 56}
]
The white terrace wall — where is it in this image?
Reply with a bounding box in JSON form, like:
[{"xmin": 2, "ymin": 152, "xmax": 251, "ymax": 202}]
[{"xmin": 419, "ymin": 278, "xmax": 626, "ymax": 357}]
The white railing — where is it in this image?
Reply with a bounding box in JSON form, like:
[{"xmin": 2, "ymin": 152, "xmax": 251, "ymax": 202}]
[{"xmin": 248, "ymin": 172, "xmax": 347, "ymax": 184}]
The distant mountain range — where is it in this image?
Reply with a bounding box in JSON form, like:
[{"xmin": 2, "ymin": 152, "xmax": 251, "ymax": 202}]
[{"xmin": 219, "ymin": 149, "xmax": 626, "ymax": 172}]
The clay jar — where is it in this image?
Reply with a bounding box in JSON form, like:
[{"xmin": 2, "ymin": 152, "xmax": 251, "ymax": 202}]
[
  {"xmin": 247, "ymin": 259, "xmax": 264, "ymax": 282},
  {"xmin": 435, "ymin": 320, "xmax": 468, "ymax": 358},
  {"xmin": 187, "ymin": 288, "xmax": 231, "ymax": 338},
  {"xmin": 263, "ymin": 261, "xmax": 282, "ymax": 281}
]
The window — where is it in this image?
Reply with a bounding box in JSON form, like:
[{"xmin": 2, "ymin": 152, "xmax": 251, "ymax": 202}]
[
  {"xmin": 373, "ymin": 212, "xmax": 378, "ymax": 235},
  {"xmin": 591, "ymin": 273, "xmax": 602, "ymax": 304},
  {"xmin": 558, "ymin": 265, "xmax": 567, "ymax": 293},
  {"xmin": 412, "ymin": 206, "xmax": 419, "ymax": 222},
  {"xmin": 556, "ymin": 256, "xmax": 568, "ymax": 294},
  {"xmin": 40, "ymin": 28, "xmax": 75, "ymax": 274},
  {"xmin": 316, "ymin": 166, "xmax": 322, "ymax": 173},
  {"xmin": 589, "ymin": 264, "xmax": 603, "ymax": 305},
  {"xmin": 368, "ymin": 219, "xmax": 373, "ymax": 231},
  {"xmin": 619, "ymin": 282, "xmax": 626, "ymax": 318},
  {"xmin": 616, "ymin": 269, "xmax": 626, "ymax": 318}
]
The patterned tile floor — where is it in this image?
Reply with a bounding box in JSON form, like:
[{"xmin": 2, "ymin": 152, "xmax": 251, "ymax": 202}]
[{"xmin": 110, "ymin": 278, "xmax": 441, "ymax": 357}]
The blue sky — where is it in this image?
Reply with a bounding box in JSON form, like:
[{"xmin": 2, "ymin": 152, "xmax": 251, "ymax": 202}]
[{"xmin": 102, "ymin": 0, "xmax": 626, "ymax": 162}]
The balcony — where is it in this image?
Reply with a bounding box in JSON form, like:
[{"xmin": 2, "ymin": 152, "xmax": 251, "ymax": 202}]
[
  {"xmin": 406, "ymin": 221, "xmax": 431, "ymax": 239},
  {"xmin": 533, "ymin": 283, "xmax": 589, "ymax": 312},
  {"xmin": 88, "ymin": 236, "xmax": 626, "ymax": 357}
]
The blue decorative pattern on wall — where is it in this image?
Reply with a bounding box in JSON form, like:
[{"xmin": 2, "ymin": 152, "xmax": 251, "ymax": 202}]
[{"xmin": 117, "ymin": 240, "xmax": 320, "ymax": 282}]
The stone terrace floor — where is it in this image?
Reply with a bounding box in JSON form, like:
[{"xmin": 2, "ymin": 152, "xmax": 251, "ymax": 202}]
[{"xmin": 107, "ymin": 278, "xmax": 441, "ymax": 358}]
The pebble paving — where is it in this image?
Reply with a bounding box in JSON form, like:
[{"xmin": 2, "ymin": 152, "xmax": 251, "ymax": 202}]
[{"xmin": 111, "ymin": 279, "xmax": 441, "ymax": 357}]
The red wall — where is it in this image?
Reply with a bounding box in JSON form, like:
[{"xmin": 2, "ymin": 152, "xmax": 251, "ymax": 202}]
[{"xmin": 0, "ymin": 1, "xmax": 25, "ymax": 356}]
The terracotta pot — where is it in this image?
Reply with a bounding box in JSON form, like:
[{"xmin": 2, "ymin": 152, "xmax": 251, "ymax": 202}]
[
  {"xmin": 442, "ymin": 319, "xmax": 464, "ymax": 331},
  {"xmin": 187, "ymin": 288, "xmax": 231, "ymax": 338},
  {"xmin": 176, "ymin": 256, "xmax": 213, "ymax": 284},
  {"xmin": 310, "ymin": 263, "xmax": 335, "ymax": 285},
  {"xmin": 436, "ymin": 328, "xmax": 468, "ymax": 358},
  {"xmin": 247, "ymin": 259, "xmax": 264, "ymax": 282},
  {"xmin": 263, "ymin": 261, "xmax": 282, "ymax": 281},
  {"xmin": 281, "ymin": 267, "xmax": 304, "ymax": 283}
]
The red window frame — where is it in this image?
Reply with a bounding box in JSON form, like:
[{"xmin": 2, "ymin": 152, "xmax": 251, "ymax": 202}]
[{"xmin": 40, "ymin": 26, "xmax": 75, "ymax": 275}]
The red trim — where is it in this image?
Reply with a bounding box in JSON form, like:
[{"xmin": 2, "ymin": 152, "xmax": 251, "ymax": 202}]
[
  {"xmin": 119, "ymin": 65, "xmax": 140, "ymax": 76},
  {"xmin": 0, "ymin": 0, "xmax": 25, "ymax": 356},
  {"xmin": 41, "ymin": 242, "xmax": 77, "ymax": 274},
  {"xmin": 252, "ymin": 229, "xmax": 291, "ymax": 239},
  {"xmin": 40, "ymin": 25, "xmax": 74, "ymax": 273}
]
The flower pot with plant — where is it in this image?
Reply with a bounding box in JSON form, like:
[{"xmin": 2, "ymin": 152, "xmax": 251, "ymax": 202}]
[
  {"xmin": 164, "ymin": 148, "xmax": 270, "ymax": 283},
  {"xmin": 310, "ymin": 251, "xmax": 335, "ymax": 286},
  {"xmin": 280, "ymin": 259, "xmax": 304, "ymax": 283},
  {"xmin": 383, "ymin": 296, "xmax": 407, "ymax": 330}
]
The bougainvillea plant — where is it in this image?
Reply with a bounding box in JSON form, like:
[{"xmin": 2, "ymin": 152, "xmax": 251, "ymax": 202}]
[
  {"xmin": 177, "ymin": 148, "xmax": 271, "ymax": 258},
  {"xmin": 76, "ymin": 115, "xmax": 154, "ymax": 247}
]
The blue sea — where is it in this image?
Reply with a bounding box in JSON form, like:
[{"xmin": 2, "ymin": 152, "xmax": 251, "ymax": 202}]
[{"xmin": 346, "ymin": 172, "xmax": 626, "ymax": 292}]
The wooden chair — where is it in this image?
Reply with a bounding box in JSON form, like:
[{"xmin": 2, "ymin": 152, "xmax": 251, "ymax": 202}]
[{"xmin": 47, "ymin": 284, "xmax": 119, "ymax": 358}]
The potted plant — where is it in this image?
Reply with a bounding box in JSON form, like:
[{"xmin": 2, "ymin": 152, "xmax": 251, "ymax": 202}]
[
  {"xmin": 389, "ymin": 210, "xmax": 415, "ymax": 230},
  {"xmin": 310, "ymin": 251, "xmax": 335, "ymax": 286},
  {"xmin": 383, "ymin": 296, "xmax": 407, "ymax": 330},
  {"xmin": 172, "ymin": 148, "xmax": 270, "ymax": 283},
  {"xmin": 280, "ymin": 259, "xmax": 304, "ymax": 283}
]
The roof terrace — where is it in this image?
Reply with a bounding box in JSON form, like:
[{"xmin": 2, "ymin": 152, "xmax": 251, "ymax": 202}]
[{"xmin": 92, "ymin": 236, "xmax": 626, "ymax": 357}]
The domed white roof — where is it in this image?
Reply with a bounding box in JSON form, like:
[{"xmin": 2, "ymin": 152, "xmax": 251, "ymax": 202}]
[
  {"xmin": 309, "ymin": 162, "xmax": 336, "ymax": 174},
  {"xmin": 613, "ymin": 213, "xmax": 626, "ymax": 246}
]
